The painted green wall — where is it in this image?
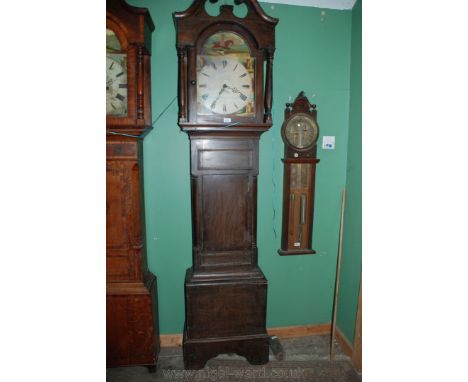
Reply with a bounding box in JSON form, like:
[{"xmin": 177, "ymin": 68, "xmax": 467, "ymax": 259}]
[
  {"xmin": 336, "ymin": 0, "xmax": 362, "ymax": 344},
  {"xmin": 129, "ymin": 0, "xmax": 352, "ymax": 334}
]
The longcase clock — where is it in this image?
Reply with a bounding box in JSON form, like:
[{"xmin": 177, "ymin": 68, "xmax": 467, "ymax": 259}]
[
  {"xmin": 278, "ymin": 92, "xmax": 320, "ymax": 256},
  {"xmin": 106, "ymin": 0, "xmax": 159, "ymax": 369},
  {"xmin": 174, "ymin": 0, "xmax": 278, "ymax": 370}
]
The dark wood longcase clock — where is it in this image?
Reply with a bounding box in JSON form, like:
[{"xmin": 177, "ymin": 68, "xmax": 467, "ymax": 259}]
[
  {"xmin": 174, "ymin": 0, "xmax": 278, "ymax": 370},
  {"xmin": 106, "ymin": 0, "xmax": 159, "ymax": 370},
  {"xmin": 278, "ymin": 92, "xmax": 320, "ymax": 256}
]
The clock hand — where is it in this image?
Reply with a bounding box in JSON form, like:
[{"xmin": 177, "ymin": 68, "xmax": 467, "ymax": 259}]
[
  {"xmin": 210, "ymin": 85, "xmax": 228, "ymax": 109},
  {"xmin": 215, "ymin": 84, "xmax": 229, "ymax": 101},
  {"xmin": 218, "ymin": 84, "xmax": 227, "ymax": 95},
  {"xmin": 223, "ymin": 85, "xmax": 239, "ymax": 94}
]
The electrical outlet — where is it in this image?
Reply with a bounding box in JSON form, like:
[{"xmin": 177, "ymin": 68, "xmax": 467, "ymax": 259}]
[{"xmin": 322, "ymin": 136, "xmax": 335, "ymax": 150}]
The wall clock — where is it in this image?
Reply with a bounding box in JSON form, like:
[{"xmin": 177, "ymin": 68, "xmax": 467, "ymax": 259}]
[
  {"xmin": 174, "ymin": 0, "xmax": 278, "ymax": 370},
  {"xmin": 106, "ymin": 0, "xmax": 159, "ymax": 370},
  {"xmin": 278, "ymin": 92, "xmax": 320, "ymax": 256}
]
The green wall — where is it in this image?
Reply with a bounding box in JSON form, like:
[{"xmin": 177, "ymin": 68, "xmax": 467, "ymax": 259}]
[
  {"xmin": 336, "ymin": 0, "xmax": 362, "ymax": 344},
  {"xmin": 129, "ymin": 0, "xmax": 353, "ymax": 334}
]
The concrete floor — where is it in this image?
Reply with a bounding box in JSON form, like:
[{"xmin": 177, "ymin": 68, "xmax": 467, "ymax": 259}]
[{"xmin": 107, "ymin": 335, "xmax": 361, "ymax": 382}]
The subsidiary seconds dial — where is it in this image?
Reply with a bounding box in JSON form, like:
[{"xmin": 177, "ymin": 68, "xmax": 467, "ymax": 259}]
[{"xmin": 197, "ymin": 57, "xmax": 253, "ymax": 115}]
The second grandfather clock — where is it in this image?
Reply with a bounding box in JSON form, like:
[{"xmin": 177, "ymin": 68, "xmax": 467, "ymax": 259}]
[
  {"xmin": 106, "ymin": 0, "xmax": 159, "ymax": 369},
  {"xmin": 174, "ymin": 0, "xmax": 278, "ymax": 369}
]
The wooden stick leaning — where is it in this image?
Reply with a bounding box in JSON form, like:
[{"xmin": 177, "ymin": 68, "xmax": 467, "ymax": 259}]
[{"xmin": 330, "ymin": 189, "xmax": 346, "ymax": 361}]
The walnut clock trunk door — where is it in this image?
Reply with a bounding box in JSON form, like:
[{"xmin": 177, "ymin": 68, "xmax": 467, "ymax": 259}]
[
  {"xmin": 106, "ymin": 137, "xmax": 159, "ymax": 368},
  {"xmin": 106, "ymin": 0, "xmax": 159, "ymax": 370},
  {"xmin": 174, "ymin": 0, "xmax": 278, "ymax": 370}
]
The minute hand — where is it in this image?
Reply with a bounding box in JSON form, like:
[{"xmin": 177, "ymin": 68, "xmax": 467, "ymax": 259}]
[{"xmin": 211, "ymin": 85, "xmax": 227, "ymax": 106}]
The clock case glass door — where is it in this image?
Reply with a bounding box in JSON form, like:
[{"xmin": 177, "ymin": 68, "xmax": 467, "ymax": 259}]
[
  {"xmin": 196, "ymin": 31, "xmax": 255, "ymax": 118},
  {"xmin": 105, "ymin": 17, "xmax": 142, "ymax": 129},
  {"xmin": 107, "ymin": 28, "xmax": 128, "ymax": 117},
  {"xmin": 189, "ymin": 24, "xmax": 264, "ymax": 126},
  {"xmin": 283, "ymin": 113, "xmax": 319, "ymax": 150}
]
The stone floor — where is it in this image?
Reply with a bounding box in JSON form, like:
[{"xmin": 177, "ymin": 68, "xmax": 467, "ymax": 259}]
[{"xmin": 107, "ymin": 335, "xmax": 361, "ymax": 382}]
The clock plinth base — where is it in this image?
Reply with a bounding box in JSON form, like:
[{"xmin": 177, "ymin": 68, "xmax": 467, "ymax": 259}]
[
  {"xmin": 106, "ymin": 273, "xmax": 160, "ymax": 368},
  {"xmin": 183, "ymin": 267, "xmax": 269, "ymax": 370},
  {"xmin": 183, "ymin": 331, "xmax": 270, "ymax": 370}
]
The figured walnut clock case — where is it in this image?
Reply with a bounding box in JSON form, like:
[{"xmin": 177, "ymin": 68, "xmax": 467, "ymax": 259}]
[
  {"xmin": 106, "ymin": 0, "xmax": 159, "ymax": 369},
  {"xmin": 278, "ymin": 92, "xmax": 320, "ymax": 256},
  {"xmin": 174, "ymin": 0, "xmax": 278, "ymax": 370}
]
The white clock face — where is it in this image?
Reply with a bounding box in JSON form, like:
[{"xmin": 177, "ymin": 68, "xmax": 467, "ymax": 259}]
[
  {"xmin": 106, "ymin": 54, "xmax": 128, "ymax": 116},
  {"xmin": 197, "ymin": 57, "xmax": 253, "ymax": 116}
]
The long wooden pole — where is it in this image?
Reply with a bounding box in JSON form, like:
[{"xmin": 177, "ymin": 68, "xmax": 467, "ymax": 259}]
[{"xmin": 330, "ymin": 189, "xmax": 346, "ymax": 361}]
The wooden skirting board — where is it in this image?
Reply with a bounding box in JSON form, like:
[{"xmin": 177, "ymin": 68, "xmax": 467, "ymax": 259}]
[
  {"xmin": 335, "ymin": 327, "xmax": 354, "ymax": 358},
  {"xmin": 160, "ymin": 323, "xmax": 331, "ymax": 347},
  {"xmin": 269, "ymin": 323, "xmax": 331, "ymax": 339}
]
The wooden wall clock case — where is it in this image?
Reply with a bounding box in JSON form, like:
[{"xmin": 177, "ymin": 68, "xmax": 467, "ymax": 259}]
[
  {"xmin": 174, "ymin": 0, "xmax": 278, "ymax": 370},
  {"xmin": 106, "ymin": 0, "xmax": 159, "ymax": 370},
  {"xmin": 278, "ymin": 92, "xmax": 320, "ymax": 256}
]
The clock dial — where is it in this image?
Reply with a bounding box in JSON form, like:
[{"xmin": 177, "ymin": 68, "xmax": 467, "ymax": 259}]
[
  {"xmin": 197, "ymin": 57, "xmax": 253, "ymax": 115},
  {"xmin": 284, "ymin": 113, "xmax": 319, "ymax": 149},
  {"xmin": 196, "ymin": 31, "xmax": 255, "ymax": 118},
  {"xmin": 106, "ymin": 54, "xmax": 128, "ymax": 116}
]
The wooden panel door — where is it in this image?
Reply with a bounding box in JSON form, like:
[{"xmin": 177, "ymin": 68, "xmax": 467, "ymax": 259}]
[{"xmin": 106, "ymin": 144, "xmax": 143, "ymax": 283}]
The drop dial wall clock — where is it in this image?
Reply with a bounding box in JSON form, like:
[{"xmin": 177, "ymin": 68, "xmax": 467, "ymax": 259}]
[
  {"xmin": 174, "ymin": 0, "xmax": 278, "ymax": 370},
  {"xmin": 279, "ymin": 92, "xmax": 320, "ymax": 256}
]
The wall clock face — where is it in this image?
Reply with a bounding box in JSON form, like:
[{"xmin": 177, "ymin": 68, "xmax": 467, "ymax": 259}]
[
  {"xmin": 106, "ymin": 28, "xmax": 128, "ymax": 117},
  {"xmin": 284, "ymin": 113, "xmax": 319, "ymax": 149},
  {"xmin": 197, "ymin": 31, "xmax": 255, "ymax": 118}
]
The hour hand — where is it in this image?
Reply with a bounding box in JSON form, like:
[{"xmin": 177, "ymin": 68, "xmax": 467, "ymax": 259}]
[
  {"xmin": 215, "ymin": 84, "xmax": 229, "ymax": 101},
  {"xmin": 214, "ymin": 85, "xmax": 226, "ymax": 102},
  {"xmin": 224, "ymin": 84, "xmax": 237, "ymax": 93},
  {"xmin": 211, "ymin": 85, "xmax": 227, "ymax": 109}
]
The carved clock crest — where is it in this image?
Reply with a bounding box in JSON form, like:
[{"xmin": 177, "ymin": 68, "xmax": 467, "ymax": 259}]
[{"xmin": 174, "ymin": 0, "xmax": 278, "ymax": 370}]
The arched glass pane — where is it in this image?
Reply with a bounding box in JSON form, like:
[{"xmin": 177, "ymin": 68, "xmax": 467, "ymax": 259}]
[{"xmin": 106, "ymin": 28, "xmax": 121, "ymax": 52}]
